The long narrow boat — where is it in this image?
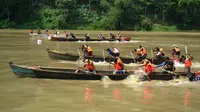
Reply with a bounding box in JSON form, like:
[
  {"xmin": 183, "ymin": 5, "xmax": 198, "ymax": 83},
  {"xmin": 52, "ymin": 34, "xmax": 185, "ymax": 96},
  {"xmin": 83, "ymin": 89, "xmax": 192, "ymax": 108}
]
[
  {"xmin": 46, "ymin": 49, "xmax": 164, "ymax": 65},
  {"xmin": 9, "ymin": 62, "xmax": 132, "ymax": 80},
  {"xmin": 9, "ymin": 62, "xmax": 189, "ymax": 81},
  {"xmin": 50, "ymin": 36, "xmax": 131, "ymax": 42}
]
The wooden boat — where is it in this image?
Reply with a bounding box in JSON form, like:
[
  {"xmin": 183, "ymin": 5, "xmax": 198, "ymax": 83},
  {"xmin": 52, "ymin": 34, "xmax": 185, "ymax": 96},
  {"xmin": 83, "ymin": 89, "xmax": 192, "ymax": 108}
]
[
  {"xmin": 29, "ymin": 33, "xmax": 48, "ymax": 38},
  {"xmin": 9, "ymin": 62, "xmax": 189, "ymax": 81},
  {"xmin": 49, "ymin": 36, "xmax": 131, "ymax": 42},
  {"xmin": 46, "ymin": 49, "xmax": 164, "ymax": 65},
  {"xmin": 9, "ymin": 62, "xmax": 132, "ymax": 81}
]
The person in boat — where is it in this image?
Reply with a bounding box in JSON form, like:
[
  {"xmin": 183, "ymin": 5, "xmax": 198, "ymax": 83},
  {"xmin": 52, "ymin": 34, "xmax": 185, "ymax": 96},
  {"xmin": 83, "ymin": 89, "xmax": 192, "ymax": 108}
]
[
  {"xmin": 154, "ymin": 48, "xmax": 166, "ymax": 59},
  {"xmin": 110, "ymin": 57, "xmax": 125, "ymax": 74},
  {"xmin": 82, "ymin": 59, "xmax": 96, "ymax": 73},
  {"xmin": 138, "ymin": 59, "xmax": 154, "ymax": 75},
  {"xmin": 37, "ymin": 29, "xmax": 41, "ymax": 34},
  {"xmin": 170, "ymin": 45, "xmax": 180, "ymax": 58},
  {"xmin": 85, "ymin": 45, "xmax": 93, "ymax": 57},
  {"xmin": 131, "ymin": 48, "xmax": 141, "ymax": 62},
  {"xmin": 30, "ymin": 29, "xmax": 33, "ymax": 34},
  {"xmin": 184, "ymin": 54, "xmax": 193, "ymax": 74},
  {"xmin": 98, "ymin": 33, "xmax": 106, "ymax": 40},
  {"xmin": 139, "ymin": 45, "xmax": 147, "ymax": 59},
  {"xmin": 106, "ymin": 47, "xmax": 120, "ymax": 58},
  {"xmin": 45, "ymin": 29, "xmax": 49, "ymax": 36},
  {"xmin": 187, "ymin": 70, "xmax": 200, "ymax": 81},
  {"xmin": 69, "ymin": 33, "xmax": 76, "ymax": 39},
  {"xmin": 56, "ymin": 31, "xmax": 60, "ymax": 35},
  {"xmin": 64, "ymin": 31, "xmax": 68, "ymax": 37},
  {"xmin": 85, "ymin": 33, "xmax": 91, "ymax": 40},
  {"xmin": 155, "ymin": 57, "xmax": 176, "ymax": 74},
  {"xmin": 118, "ymin": 32, "xmax": 122, "ymax": 40},
  {"xmin": 110, "ymin": 33, "xmax": 116, "ymax": 39}
]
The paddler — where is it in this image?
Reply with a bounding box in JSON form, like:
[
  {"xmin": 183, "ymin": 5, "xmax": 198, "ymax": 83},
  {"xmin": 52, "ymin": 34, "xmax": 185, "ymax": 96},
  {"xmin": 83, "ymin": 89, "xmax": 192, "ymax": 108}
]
[
  {"xmin": 29, "ymin": 29, "xmax": 33, "ymax": 34},
  {"xmin": 110, "ymin": 57, "xmax": 125, "ymax": 74},
  {"xmin": 98, "ymin": 33, "xmax": 106, "ymax": 40},
  {"xmin": 131, "ymin": 48, "xmax": 142, "ymax": 62},
  {"xmin": 187, "ymin": 70, "xmax": 200, "ymax": 81},
  {"xmin": 118, "ymin": 32, "xmax": 122, "ymax": 40},
  {"xmin": 82, "ymin": 59, "xmax": 96, "ymax": 73},
  {"xmin": 106, "ymin": 47, "xmax": 120, "ymax": 58},
  {"xmin": 37, "ymin": 29, "xmax": 41, "ymax": 34},
  {"xmin": 139, "ymin": 45, "xmax": 147, "ymax": 59},
  {"xmin": 85, "ymin": 45, "xmax": 93, "ymax": 57},
  {"xmin": 69, "ymin": 32, "xmax": 76, "ymax": 39},
  {"xmin": 155, "ymin": 57, "xmax": 176, "ymax": 74},
  {"xmin": 138, "ymin": 59, "xmax": 154, "ymax": 75},
  {"xmin": 170, "ymin": 45, "xmax": 180, "ymax": 58},
  {"xmin": 154, "ymin": 48, "xmax": 166, "ymax": 59},
  {"xmin": 85, "ymin": 33, "xmax": 91, "ymax": 40},
  {"xmin": 184, "ymin": 54, "xmax": 193, "ymax": 74},
  {"xmin": 110, "ymin": 33, "xmax": 116, "ymax": 39}
]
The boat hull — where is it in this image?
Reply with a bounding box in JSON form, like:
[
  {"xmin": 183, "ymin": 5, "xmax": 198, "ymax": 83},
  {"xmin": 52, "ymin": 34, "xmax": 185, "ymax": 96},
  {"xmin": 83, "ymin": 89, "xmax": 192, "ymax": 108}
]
[
  {"xmin": 9, "ymin": 62, "xmax": 131, "ymax": 81},
  {"xmin": 47, "ymin": 49, "xmax": 164, "ymax": 65},
  {"xmin": 50, "ymin": 36, "xmax": 131, "ymax": 42},
  {"xmin": 9, "ymin": 62, "xmax": 190, "ymax": 81}
]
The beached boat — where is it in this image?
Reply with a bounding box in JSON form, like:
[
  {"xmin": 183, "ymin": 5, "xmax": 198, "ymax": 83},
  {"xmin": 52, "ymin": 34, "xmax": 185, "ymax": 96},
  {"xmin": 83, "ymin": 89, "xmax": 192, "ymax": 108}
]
[
  {"xmin": 46, "ymin": 49, "xmax": 164, "ymax": 65},
  {"xmin": 49, "ymin": 36, "xmax": 131, "ymax": 42},
  {"xmin": 9, "ymin": 62, "xmax": 188, "ymax": 81}
]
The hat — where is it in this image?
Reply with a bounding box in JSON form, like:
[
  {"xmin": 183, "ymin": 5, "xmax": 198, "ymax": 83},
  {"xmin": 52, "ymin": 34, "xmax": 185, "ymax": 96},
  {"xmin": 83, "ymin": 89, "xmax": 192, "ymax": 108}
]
[
  {"xmin": 137, "ymin": 49, "xmax": 140, "ymax": 52},
  {"xmin": 160, "ymin": 48, "xmax": 163, "ymax": 51}
]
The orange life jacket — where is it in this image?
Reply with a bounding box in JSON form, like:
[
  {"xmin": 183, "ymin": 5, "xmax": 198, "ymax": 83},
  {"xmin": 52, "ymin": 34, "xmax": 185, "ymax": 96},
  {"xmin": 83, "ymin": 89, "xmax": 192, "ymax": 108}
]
[
  {"xmin": 141, "ymin": 47, "xmax": 147, "ymax": 55},
  {"xmin": 114, "ymin": 61, "xmax": 123, "ymax": 70},
  {"xmin": 87, "ymin": 46, "xmax": 92, "ymax": 52},
  {"xmin": 184, "ymin": 59, "xmax": 192, "ymax": 67},
  {"xmin": 144, "ymin": 62, "xmax": 154, "ymax": 74},
  {"xmin": 87, "ymin": 60, "xmax": 94, "ymax": 70}
]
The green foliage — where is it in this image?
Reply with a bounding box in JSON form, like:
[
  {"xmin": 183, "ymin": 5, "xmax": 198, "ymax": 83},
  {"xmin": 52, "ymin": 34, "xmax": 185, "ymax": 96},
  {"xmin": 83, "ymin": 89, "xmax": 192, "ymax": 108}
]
[
  {"xmin": 0, "ymin": 0, "xmax": 200, "ymax": 30},
  {"xmin": 0, "ymin": 20, "xmax": 15, "ymax": 28},
  {"xmin": 152, "ymin": 24, "xmax": 177, "ymax": 31}
]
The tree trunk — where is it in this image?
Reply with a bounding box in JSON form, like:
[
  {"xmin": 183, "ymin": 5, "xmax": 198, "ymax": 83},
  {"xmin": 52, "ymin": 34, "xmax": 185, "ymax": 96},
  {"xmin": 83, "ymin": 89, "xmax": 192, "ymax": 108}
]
[
  {"xmin": 184, "ymin": 8, "xmax": 187, "ymax": 27},
  {"xmin": 6, "ymin": 4, "xmax": 10, "ymax": 21}
]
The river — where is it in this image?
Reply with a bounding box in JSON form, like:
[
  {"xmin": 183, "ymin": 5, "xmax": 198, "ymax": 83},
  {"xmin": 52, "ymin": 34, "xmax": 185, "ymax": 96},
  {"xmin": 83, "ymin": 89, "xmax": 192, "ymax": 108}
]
[{"xmin": 1, "ymin": 29, "xmax": 200, "ymax": 112}]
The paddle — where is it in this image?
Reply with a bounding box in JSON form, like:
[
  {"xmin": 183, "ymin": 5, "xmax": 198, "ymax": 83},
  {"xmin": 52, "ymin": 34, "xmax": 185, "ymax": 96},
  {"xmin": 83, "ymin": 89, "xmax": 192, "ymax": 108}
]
[
  {"xmin": 162, "ymin": 69, "xmax": 177, "ymax": 75},
  {"xmin": 75, "ymin": 68, "xmax": 97, "ymax": 74},
  {"xmin": 139, "ymin": 67, "xmax": 151, "ymax": 82},
  {"xmin": 130, "ymin": 51, "xmax": 136, "ymax": 62},
  {"xmin": 185, "ymin": 46, "xmax": 188, "ymax": 58}
]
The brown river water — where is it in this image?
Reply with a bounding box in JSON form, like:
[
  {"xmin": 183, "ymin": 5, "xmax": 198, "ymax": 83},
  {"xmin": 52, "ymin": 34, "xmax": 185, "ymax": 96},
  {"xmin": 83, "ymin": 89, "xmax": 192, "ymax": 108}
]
[{"xmin": 1, "ymin": 29, "xmax": 200, "ymax": 112}]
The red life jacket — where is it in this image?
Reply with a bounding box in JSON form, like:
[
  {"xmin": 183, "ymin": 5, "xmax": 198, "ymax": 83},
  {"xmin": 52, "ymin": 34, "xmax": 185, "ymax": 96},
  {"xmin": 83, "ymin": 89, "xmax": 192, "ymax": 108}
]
[
  {"xmin": 87, "ymin": 60, "xmax": 94, "ymax": 70},
  {"xmin": 114, "ymin": 62, "xmax": 123, "ymax": 70},
  {"xmin": 184, "ymin": 59, "xmax": 192, "ymax": 67},
  {"xmin": 145, "ymin": 62, "xmax": 154, "ymax": 74},
  {"xmin": 140, "ymin": 47, "xmax": 147, "ymax": 55}
]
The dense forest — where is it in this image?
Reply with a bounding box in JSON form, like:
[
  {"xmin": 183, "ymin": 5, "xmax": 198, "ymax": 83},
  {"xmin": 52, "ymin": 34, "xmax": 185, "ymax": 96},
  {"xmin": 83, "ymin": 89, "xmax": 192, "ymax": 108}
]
[{"xmin": 0, "ymin": 0, "xmax": 200, "ymax": 31}]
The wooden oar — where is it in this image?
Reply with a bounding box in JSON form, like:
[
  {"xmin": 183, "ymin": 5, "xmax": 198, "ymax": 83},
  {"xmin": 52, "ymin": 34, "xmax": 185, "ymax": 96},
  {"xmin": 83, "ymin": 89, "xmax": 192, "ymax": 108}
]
[
  {"xmin": 162, "ymin": 69, "xmax": 177, "ymax": 75},
  {"xmin": 130, "ymin": 52, "xmax": 136, "ymax": 62},
  {"xmin": 139, "ymin": 67, "xmax": 151, "ymax": 82},
  {"xmin": 185, "ymin": 46, "xmax": 188, "ymax": 58}
]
